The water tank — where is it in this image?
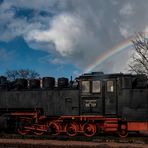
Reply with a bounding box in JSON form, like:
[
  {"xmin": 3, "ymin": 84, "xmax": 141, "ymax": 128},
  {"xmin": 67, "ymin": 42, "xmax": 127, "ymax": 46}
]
[
  {"xmin": 15, "ymin": 78, "xmax": 28, "ymax": 89},
  {"xmin": 29, "ymin": 79, "xmax": 40, "ymax": 89},
  {"xmin": 42, "ymin": 77, "xmax": 55, "ymax": 89},
  {"xmin": 58, "ymin": 77, "xmax": 69, "ymax": 87}
]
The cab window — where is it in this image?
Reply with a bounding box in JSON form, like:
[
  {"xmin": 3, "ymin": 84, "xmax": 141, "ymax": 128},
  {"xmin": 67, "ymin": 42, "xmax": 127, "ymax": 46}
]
[
  {"xmin": 92, "ymin": 81, "xmax": 101, "ymax": 93},
  {"xmin": 82, "ymin": 81, "xmax": 90, "ymax": 93},
  {"xmin": 107, "ymin": 81, "xmax": 114, "ymax": 92}
]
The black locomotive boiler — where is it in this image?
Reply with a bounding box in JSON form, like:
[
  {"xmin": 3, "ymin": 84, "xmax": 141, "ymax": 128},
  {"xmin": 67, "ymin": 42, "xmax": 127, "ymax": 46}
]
[{"xmin": 0, "ymin": 72, "xmax": 147, "ymax": 137}]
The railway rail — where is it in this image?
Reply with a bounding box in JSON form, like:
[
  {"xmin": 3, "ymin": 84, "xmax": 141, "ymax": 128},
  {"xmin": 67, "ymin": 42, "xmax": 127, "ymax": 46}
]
[{"xmin": 0, "ymin": 133, "xmax": 147, "ymax": 147}]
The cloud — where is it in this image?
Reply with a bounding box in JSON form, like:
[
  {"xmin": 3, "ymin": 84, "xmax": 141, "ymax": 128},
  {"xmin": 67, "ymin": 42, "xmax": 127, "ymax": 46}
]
[
  {"xmin": 26, "ymin": 13, "xmax": 85, "ymax": 56},
  {"xmin": 51, "ymin": 58, "xmax": 65, "ymax": 64},
  {"xmin": 1, "ymin": 0, "xmax": 60, "ymax": 12},
  {"xmin": 119, "ymin": 23, "xmax": 131, "ymax": 38},
  {"xmin": 39, "ymin": 55, "xmax": 65, "ymax": 65},
  {"xmin": 0, "ymin": 0, "xmax": 148, "ymax": 73},
  {"xmin": 120, "ymin": 3, "xmax": 133, "ymax": 16}
]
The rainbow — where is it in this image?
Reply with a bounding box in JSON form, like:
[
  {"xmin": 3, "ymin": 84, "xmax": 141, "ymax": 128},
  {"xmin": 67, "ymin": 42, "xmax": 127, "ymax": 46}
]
[{"xmin": 84, "ymin": 36, "xmax": 135, "ymax": 73}]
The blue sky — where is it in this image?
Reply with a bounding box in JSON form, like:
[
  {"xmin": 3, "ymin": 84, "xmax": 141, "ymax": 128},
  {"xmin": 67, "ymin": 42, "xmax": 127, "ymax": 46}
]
[
  {"xmin": 0, "ymin": 37, "xmax": 79, "ymax": 78},
  {"xmin": 0, "ymin": 0, "xmax": 148, "ymax": 78}
]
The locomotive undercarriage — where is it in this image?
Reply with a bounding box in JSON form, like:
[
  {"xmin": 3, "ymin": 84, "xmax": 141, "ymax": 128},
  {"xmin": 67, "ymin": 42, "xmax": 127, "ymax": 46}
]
[
  {"xmin": 2, "ymin": 108, "xmax": 128, "ymax": 137},
  {"xmin": 1, "ymin": 108, "xmax": 148, "ymax": 138}
]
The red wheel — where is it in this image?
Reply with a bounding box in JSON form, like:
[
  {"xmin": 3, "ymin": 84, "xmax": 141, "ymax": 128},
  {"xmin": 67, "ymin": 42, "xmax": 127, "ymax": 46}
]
[
  {"xmin": 66, "ymin": 122, "xmax": 78, "ymax": 137},
  {"xmin": 17, "ymin": 119, "xmax": 31, "ymax": 135},
  {"xmin": 17, "ymin": 128, "xmax": 30, "ymax": 135},
  {"xmin": 118, "ymin": 129, "xmax": 128, "ymax": 138},
  {"xmin": 48, "ymin": 122, "xmax": 60, "ymax": 135},
  {"xmin": 33, "ymin": 121, "xmax": 45, "ymax": 136},
  {"xmin": 82, "ymin": 123, "xmax": 96, "ymax": 137},
  {"xmin": 118, "ymin": 124, "xmax": 128, "ymax": 138},
  {"xmin": 33, "ymin": 130, "xmax": 44, "ymax": 136}
]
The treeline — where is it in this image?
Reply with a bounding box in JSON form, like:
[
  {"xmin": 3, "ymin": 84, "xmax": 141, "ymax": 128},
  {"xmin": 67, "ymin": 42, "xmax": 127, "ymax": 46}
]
[{"xmin": 5, "ymin": 69, "xmax": 40, "ymax": 81}]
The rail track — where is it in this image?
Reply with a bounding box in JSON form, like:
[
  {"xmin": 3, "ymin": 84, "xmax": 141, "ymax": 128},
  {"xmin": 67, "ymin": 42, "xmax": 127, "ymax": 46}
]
[{"xmin": 0, "ymin": 132, "xmax": 148, "ymax": 147}]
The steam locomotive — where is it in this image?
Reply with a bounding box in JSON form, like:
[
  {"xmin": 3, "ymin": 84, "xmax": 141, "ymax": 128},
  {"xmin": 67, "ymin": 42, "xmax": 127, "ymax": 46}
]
[{"xmin": 0, "ymin": 72, "xmax": 148, "ymax": 137}]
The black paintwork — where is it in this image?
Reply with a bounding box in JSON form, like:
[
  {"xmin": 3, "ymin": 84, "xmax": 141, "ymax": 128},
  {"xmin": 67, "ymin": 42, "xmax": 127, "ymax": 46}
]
[
  {"xmin": 79, "ymin": 72, "xmax": 148, "ymax": 121},
  {"xmin": 0, "ymin": 72, "xmax": 147, "ymax": 122}
]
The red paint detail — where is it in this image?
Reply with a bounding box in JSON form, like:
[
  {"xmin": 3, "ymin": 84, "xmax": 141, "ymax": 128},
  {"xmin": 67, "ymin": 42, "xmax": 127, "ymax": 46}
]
[
  {"xmin": 118, "ymin": 129, "xmax": 128, "ymax": 138},
  {"xmin": 61, "ymin": 115, "xmax": 105, "ymax": 121},
  {"xmin": 128, "ymin": 122, "xmax": 148, "ymax": 131},
  {"xmin": 48, "ymin": 122, "xmax": 61, "ymax": 135},
  {"xmin": 104, "ymin": 118, "xmax": 118, "ymax": 132},
  {"xmin": 17, "ymin": 128, "xmax": 30, "ymax": 135},
  {"xmin": 17, "ymin": 119, "xmax": 31, "ymax": 135},
  {"xmin": 82, "ymin": 123, "xmax": 97, "ymax": 137},
  {"xmin": 33, "ymin": 130, "xmax": 44, "ymax": 136},
  {"xmin": 121, "ymin": 124, "xmax": 126, "ymax": 130},
  {"xmin": 66, "ymin": 122, "xmax": 79, "ymax": 137}
]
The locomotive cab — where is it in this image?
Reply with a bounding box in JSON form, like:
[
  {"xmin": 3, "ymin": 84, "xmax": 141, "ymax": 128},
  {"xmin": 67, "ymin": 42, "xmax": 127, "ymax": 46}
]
[{"xmin": 79, "ymin": 72, "xmax": 118, "ymax": 116}]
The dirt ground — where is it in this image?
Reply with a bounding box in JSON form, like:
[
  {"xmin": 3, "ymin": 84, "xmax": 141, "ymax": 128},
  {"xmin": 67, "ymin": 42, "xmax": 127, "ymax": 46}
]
[
  {"xmin": 0, "ymin": 132, "xmax": 148, "ymax": 148},
  {"xmin": 0, "ymin": 139, "xmax": 147, "ymax": 148}
]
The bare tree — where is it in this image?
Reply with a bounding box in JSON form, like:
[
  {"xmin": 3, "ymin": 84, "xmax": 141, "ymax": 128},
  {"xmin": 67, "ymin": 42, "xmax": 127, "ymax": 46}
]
[
  {"xmin": 18, "ymin": 69, "xmax": 29, "ymax": 79},
  {"xmin": 5, "ymin": 70, "xmax": 19, "ymax": 81},
  {"xmin": 27, "ymin": 70, "xmax": 40, "ymax": 79},
  {"xmin": 129, "ymin": 32, "xmax": 148, "ymax": 76},
  {"xmin": 5, "ymin": 69, "xmax": 40, "ymax": 80}
]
